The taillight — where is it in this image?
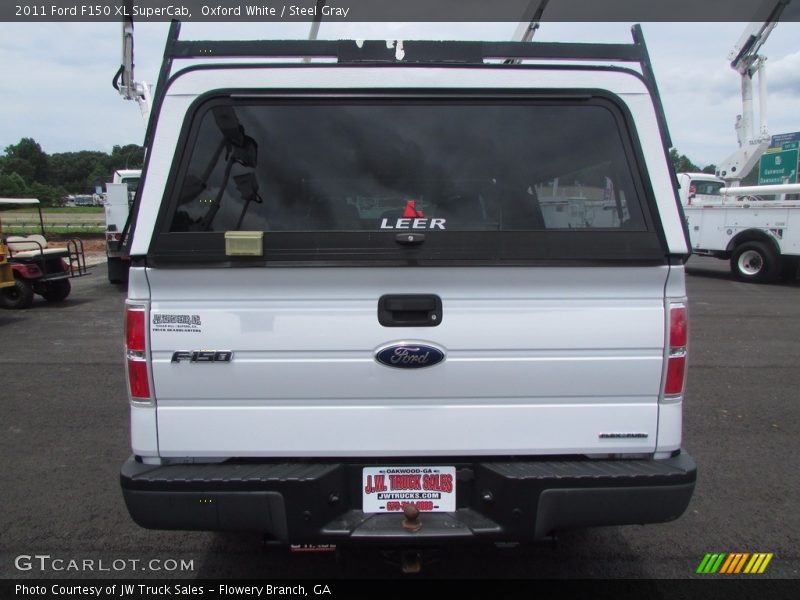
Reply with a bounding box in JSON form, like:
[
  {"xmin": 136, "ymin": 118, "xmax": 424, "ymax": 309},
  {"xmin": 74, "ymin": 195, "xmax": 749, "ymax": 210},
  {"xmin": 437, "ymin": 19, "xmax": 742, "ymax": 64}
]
[
  {"xmin": 665, "ymin": 304, "xmax": 688, "ymax": 397},
  {"xmin": 125, "ymin": 304, "xmax": 151, "ymax": 401},
  {"xmin": 126, "ymin": 308, "xmax": 145, "ymax": 352}
]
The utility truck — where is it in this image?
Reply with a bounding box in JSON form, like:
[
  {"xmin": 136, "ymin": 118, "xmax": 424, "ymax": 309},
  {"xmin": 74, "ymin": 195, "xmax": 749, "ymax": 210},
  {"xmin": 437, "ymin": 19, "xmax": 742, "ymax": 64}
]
[
  {"xmin": 105, "ymin": 169, "xmax": 141, "ymax": 283},
  {"xmin": 683, "ymin": 183, "xmax": 800, "ymax": 281},
  {"xmin": 677, "ymin": 1, "xmax": 800, "ymax": 282}
]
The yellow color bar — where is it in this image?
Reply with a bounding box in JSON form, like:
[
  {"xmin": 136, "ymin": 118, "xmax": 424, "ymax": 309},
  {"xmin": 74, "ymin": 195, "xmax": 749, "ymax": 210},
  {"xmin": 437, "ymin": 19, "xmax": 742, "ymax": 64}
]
[
  {"xmin": 758, "ymin": 553, "xmax": 773, "ymax": 574},
  {"xmin": 744, "ymin": 553, "xmax": 774, "ymax": 574},
  {"xmin": 744, "ymin": 554, "xmax": 761, "ymax": 574}
]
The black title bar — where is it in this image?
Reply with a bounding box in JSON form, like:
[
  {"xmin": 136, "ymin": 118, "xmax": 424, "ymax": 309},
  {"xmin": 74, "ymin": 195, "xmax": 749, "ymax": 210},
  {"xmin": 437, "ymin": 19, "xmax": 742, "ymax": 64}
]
[{"xmin": 3, "ymin": 0, "xmax": 800, "ymax": 22}]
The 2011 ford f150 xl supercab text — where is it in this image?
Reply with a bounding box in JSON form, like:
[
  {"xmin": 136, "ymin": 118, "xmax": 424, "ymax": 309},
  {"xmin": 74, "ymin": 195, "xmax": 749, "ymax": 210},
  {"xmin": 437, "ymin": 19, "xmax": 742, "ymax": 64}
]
[{"xmin": 119, "ymin": 24, "xmax": 696, "ymax": 547}]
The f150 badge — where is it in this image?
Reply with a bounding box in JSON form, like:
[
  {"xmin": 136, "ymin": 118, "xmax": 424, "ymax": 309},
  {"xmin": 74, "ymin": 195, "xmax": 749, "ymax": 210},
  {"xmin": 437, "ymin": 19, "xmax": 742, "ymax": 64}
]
[
  {"xmin": 171, "ymin": 351, "xmax": 232, "ymax": 363},
  {"xmin": 375, "ymin": 342, "xmax": 445, "ymax": 369}
]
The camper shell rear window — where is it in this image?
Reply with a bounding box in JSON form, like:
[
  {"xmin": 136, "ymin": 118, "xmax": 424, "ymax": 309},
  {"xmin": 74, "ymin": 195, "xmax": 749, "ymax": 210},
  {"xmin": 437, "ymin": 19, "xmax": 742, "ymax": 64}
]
[{"xmin": 149, "ymin": 93, "xmax": 666, "ymax": 265}]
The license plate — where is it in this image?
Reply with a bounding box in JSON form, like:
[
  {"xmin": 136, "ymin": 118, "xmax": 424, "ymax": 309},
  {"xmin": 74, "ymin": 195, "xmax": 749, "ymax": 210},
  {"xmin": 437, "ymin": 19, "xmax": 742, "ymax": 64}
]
[{"xmin": 362, "ymin": 466, "xmax": 456, "ymax": 513}]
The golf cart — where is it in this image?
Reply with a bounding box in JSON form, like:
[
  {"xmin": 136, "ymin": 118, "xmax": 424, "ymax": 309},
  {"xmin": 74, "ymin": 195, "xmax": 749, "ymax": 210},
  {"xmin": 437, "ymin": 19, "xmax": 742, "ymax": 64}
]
[
  {"xmin": 0, "ymin": 199, "xmax": 88, "ymax": 309},
  {"xmin": 0, "ymin": 229, "xmax": 14, "ymax": 292}
]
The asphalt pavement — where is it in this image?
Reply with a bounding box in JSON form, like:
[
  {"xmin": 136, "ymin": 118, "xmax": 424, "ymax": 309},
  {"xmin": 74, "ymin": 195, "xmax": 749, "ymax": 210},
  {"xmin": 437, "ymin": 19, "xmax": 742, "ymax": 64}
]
[{"xmin": 1, "ymin": 257, "xmax": 798, "ymax": 579}]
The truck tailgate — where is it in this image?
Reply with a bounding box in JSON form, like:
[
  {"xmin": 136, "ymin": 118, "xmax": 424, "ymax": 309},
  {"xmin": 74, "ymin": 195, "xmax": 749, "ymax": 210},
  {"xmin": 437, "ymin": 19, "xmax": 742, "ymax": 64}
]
[{"xmin": 147, "ymin": 265, "xmax": 668, "ymax": 457}]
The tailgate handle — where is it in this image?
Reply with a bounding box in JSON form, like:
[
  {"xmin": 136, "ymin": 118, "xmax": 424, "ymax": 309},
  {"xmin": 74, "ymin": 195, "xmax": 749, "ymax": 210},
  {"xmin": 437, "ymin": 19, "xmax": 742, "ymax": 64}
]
[{"xmin": 378, "ymin": 294, "xmax": 442, "ymax": 327}]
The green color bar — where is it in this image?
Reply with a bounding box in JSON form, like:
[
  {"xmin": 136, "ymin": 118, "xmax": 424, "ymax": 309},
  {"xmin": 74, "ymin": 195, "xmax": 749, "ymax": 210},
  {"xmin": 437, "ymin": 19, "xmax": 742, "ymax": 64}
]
[
  {"xmin": 697, "ymin": 554, "xmax": 713, "ymax": 574},
  {"xmin": 710, "ymin": 553, "xmax": 727, "ymax": 574}
]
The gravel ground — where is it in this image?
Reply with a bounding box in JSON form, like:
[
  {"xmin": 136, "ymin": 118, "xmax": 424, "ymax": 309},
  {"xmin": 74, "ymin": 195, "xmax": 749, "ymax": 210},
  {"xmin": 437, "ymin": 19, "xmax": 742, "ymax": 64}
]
[{"xmin": 43, "ymin": 236, "xmax": 107, "ymax": 267}]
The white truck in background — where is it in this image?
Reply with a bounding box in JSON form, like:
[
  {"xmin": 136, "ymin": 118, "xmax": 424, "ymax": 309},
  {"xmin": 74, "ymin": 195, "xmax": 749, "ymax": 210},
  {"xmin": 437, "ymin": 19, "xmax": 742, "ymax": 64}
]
[
  {"xmin": 679, "ymin": 175, "xmax": 800, "ymax": 281},
  {"xmin": 105, "ymin": 169, "xmax": 141, "ymax": 284},
  {"xmin": 676, "ymin": 173, "xmax": 725, "ymax": 206}
]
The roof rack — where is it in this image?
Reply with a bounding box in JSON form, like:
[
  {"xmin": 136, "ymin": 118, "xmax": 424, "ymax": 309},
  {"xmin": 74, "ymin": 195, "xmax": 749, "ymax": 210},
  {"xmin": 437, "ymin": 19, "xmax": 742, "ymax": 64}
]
[
  {"xmin": 168, "ymin": 38, "xmax": 644, "ymax": 63},
  {"xmin": 145, "ymin": 22, "xmax": 670, "ymax": 147}
]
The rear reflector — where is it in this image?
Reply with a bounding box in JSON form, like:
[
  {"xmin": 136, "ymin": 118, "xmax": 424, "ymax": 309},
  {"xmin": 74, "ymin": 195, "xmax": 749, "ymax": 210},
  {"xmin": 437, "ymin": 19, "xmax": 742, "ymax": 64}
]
[
  {"xmin": 665, "ymin": 304, "xmax": 688, "ymax": 398},
  {"xmin": 127, "ymin": 358, "xmax": 151, "ymax": 399},
  {"xmin": 664, "ymin": 355, "xmax": 687, "ymax": 396}
]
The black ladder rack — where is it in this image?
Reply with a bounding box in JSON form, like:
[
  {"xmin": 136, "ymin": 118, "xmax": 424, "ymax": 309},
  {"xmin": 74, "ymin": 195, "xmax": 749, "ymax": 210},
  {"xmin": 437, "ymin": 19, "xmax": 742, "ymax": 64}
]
[
  {"xmin": 169, "ymin": 38, "xmax": 644, "ymax": 63},
  {"xmin": 145, "ymin": 21, "xmax": 669, "ymax": 147}
]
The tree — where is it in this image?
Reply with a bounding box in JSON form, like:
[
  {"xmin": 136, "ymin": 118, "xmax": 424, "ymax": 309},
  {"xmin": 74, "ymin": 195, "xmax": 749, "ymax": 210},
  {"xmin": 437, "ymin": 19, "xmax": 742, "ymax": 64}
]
[
  {"xmin": 47, "ymin": 150, "xmax": 109, "ymax": 194},
  {"xmin": 27, "ymin": 182, "xmax": 68, "ymax": 206},
  {"xmin": 0, "ymin": 172, "xmax": 27, "ymax": 197},
  {"xmin": 701, "ymin": 164, "xmax": 717, "ymax": 175},
  {"xmin": 669, "ymin": 148, "xmax": 700, "ymax": 174},
  {"xmin": 0, "ymin": 137, "xmax": 145, "ymax": 196},
  {"xmin": 108, "ymin": 144, "xmax": 145, "ymax": 172},
  {"xmin": 3, "ymin": 138, "xmax": 49, "ymax": 183}
]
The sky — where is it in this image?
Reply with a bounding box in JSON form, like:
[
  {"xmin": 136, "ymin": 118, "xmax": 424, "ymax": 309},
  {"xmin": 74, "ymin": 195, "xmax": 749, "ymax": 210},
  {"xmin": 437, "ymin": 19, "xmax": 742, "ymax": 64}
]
[{"xmin": 0, "ymin": 20, "xmax": 798, "ymax": 168}]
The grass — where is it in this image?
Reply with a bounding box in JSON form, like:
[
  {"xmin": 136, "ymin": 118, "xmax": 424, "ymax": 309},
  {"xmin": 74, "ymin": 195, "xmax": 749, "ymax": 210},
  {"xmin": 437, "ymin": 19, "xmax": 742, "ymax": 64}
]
[
  {"xmin": 3, "ymin": 226, "xmax": 105, "ymax": 235},
  {"xmin": 1, "ymin": 206, "xmax": 104, "ymax": 214},
  {"xmin": 1, "ymin": 207, "xmax": 104, "ymax": 232}
]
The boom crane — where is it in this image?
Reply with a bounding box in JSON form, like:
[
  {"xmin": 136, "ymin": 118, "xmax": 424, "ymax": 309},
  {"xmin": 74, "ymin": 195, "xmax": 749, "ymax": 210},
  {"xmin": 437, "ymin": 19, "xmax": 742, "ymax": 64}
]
[
  {"xmin": 716, "ymin": 0, "xmax": 790, "ymax": 185},
  {"xmin": 505, "ymin": 0, "xmax": 551, "ymax": 64},
  {"xmin": 112, "ymin": 0, "xmax": 151, "ymax": 121}
]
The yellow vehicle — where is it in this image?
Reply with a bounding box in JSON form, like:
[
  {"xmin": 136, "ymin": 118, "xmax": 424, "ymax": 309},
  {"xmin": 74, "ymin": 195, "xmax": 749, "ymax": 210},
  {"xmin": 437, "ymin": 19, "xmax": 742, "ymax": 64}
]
[{"xmin": 0, "ymin": 214, "xmax": 15, "ymax": 290}]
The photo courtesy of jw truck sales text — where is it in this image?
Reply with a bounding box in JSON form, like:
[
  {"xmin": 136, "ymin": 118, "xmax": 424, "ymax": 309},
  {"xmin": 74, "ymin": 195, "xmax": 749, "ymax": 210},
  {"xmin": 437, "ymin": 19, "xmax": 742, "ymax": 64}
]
[
  {"xmin": 13, "ymin": 584, "xmax": 332, "ymax": 597},
  {"xmin": 117, "ymin": 10, "xmax": 697, "ymax": 564}
]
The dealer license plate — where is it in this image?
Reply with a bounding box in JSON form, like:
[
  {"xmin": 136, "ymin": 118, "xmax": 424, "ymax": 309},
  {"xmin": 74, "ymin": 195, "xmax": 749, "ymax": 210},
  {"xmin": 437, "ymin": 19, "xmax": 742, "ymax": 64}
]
[{"xmin": 362, "ymin": 466, "xmax": 456, "ymax": 513}]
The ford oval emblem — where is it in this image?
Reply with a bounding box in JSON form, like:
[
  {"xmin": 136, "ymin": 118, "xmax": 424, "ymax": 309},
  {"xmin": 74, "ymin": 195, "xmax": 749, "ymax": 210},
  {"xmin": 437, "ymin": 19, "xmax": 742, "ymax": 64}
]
[{"xmin": 375, "ymin": 342, "xmax": 446, "ymax": 369}]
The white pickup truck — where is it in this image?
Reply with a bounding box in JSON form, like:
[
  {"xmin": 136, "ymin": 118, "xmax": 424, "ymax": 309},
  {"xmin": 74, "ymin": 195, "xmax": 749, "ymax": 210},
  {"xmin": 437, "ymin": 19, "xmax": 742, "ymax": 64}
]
[{"xmin": 120, "ymin": 25, "xmax": 696, "ymax": 548}]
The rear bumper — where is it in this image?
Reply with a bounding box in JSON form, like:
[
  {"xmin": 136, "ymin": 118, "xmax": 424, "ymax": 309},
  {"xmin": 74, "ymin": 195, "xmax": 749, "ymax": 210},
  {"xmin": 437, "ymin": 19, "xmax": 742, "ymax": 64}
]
[{"xmin": 120, "ymin": 452, "xmax": 696, "ymax": 544}]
